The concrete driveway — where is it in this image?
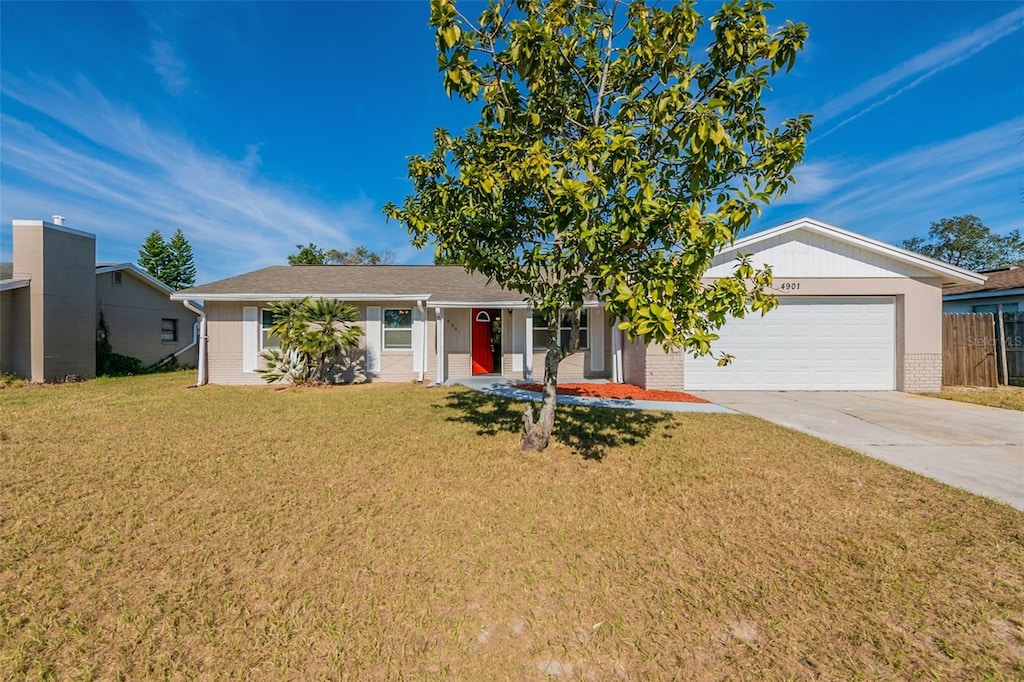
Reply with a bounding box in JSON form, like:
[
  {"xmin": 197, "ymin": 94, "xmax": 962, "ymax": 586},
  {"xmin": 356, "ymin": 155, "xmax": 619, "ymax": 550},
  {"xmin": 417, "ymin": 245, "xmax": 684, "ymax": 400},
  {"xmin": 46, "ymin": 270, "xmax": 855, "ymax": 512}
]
[{"xmin": 693, "ymin": 391, "xmax": 1024, "ymax": 511}]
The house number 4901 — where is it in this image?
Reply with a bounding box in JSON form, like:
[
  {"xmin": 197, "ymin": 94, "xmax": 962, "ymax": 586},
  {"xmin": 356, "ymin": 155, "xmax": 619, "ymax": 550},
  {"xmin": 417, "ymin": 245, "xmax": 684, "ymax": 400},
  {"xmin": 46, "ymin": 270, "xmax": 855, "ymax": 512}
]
[{"xmin": 778, "ymin": 282, "xmax": 801, "ymax": 291}]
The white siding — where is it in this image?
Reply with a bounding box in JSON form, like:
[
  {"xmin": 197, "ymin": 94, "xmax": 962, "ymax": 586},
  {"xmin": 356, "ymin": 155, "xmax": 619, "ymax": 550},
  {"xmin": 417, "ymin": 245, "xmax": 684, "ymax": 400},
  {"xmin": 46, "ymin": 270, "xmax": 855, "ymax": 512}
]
[{"xmin": 706, "ymin": 233, "xmax": 932, "ymax": 279}]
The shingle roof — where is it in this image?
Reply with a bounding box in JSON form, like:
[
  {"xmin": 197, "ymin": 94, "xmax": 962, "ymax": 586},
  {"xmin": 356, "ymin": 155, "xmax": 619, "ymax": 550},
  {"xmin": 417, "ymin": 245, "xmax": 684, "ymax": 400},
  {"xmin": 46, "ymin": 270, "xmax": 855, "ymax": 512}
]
[
  {"xmin": 0, "ymin": 263, "xmax": 12, "ymax": 281},
  {"xmin": 944, "ymin": 264, "xmax": 1024, "ymax": 296},
  {"xmin": 174, "ymin": 265, "xmax": 529, "ymax": 304}
]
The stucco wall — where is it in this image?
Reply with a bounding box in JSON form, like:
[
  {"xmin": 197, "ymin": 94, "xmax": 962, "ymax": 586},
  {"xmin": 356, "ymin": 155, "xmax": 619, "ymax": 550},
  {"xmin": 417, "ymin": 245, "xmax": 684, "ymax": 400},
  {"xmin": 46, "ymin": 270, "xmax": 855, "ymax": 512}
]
[
  {"xmin": 13, "ymin": 221, "xmax": 96, "ymax": 381},
  {"xmin": 205, "ymin": 301, "xmax": 257, "ymax": 385},
  {"xmin": 0, "ymin": 289, "xmax": 11, "ymax": 375},
  {"xmin": 0, "ymin": 288, "xmax": 30, "ymax": 376},
  {"xmin": 97, "ymin": 270, "xmax": 199, "ymax": 366},
  {"xmin": 206, "ymin": 300, "xmax": 439, "ymax": 385},
  {"xmin": 202, "ymin": 300, "xmax": 616, "ymax": 385},
  {"xmin": 441, "ymin": 308, "xmax": 472, "ymax": 380},
  {"xmin": 2, "ymin": 287, "xmax": 32, "ymax": 378}
]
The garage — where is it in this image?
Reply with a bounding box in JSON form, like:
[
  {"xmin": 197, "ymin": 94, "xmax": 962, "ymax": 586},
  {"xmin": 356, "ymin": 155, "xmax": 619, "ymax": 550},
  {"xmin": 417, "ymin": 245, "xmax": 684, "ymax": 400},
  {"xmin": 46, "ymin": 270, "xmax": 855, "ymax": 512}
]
[
  {"xmin": 685, "ymin": 297, "xmax": 896, "ymax": 390},
  {"xmin": 621, "ymin": 219, "xmax": 985, "ymax": 394}
]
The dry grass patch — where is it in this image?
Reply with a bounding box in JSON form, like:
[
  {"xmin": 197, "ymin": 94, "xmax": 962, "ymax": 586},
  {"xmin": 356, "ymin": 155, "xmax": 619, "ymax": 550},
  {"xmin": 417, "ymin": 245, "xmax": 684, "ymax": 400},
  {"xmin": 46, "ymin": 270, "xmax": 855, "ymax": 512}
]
[
  {"xmin": 2, "ymin": 372, "xmax": 1022, "ymax": 679},
  {"xmin": 925, "ymin": 385, "xmax": 1024, "ymax": 411}
]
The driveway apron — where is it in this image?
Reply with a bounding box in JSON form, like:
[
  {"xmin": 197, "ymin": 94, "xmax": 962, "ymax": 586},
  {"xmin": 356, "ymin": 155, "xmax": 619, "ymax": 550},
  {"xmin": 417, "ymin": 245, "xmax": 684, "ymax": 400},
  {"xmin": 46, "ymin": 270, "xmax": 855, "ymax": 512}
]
[{"xmin": 693, "ymin": 391, "xmax": 1024, "ymax": 511}]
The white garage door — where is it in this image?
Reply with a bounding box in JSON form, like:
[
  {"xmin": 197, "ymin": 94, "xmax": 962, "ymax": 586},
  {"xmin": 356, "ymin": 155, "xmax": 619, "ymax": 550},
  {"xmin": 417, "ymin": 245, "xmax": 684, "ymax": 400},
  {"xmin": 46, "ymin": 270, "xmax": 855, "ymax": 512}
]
[{"xmin": 685, "ymin": 297, "xmax": 895, "ymax": 390}]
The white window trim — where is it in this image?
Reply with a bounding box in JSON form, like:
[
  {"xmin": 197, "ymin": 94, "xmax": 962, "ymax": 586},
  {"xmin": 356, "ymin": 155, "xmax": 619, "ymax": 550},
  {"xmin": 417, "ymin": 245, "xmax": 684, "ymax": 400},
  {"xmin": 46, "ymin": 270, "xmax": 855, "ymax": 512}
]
[
  {"xmin": 382, "ymin": 307, "xmax": 414, "ymax": 351},
  {"xmin": 532, "ymin": 309, "xmax": 589, "ymax": 350},
  {"xmin": 366, "ymin": 306, "xmax": 381, "ymax": 373},
  {"xmin": 242, "ymin": 306, "xmax": 258, "ymax": 373},
  {"xmin": 259, "ymin": 308, "xmax": 281, "ymax": 351}
]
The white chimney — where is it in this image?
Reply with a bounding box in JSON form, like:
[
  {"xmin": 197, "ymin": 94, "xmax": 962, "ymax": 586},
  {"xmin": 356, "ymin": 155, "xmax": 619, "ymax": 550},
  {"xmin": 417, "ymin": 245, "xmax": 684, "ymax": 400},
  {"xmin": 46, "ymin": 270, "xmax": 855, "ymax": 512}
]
[{"xmin": 51, "ymin": 215, "xmax": 66, "ymax": 226}]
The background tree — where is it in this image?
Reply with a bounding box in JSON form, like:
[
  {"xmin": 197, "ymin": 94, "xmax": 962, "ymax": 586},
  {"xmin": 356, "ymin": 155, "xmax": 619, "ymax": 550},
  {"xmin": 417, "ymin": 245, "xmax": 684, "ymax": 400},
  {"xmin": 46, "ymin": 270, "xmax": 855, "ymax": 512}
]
[
  {"xmin": 902, "ymin": 215, "xmax": 1023, "ymax": 271},
  {"xmin": 433, "ymin": 249, "xmax": 467, "ymax": 265},
  {"xmin": 385, "ymin": 0, "xmax": 811, "ymax": 451},
  {"xmin": 257, "ymin": 298, "xmax": 363, "ymax": 384},
  {"xmin": 138, "ymin": 230, "xmax": 171, "ymax": 282},
  {"xmin": 288, "ymin": 243, "xmax": 397, "ymax": 265},
  {"xmin": 165, "ymin": 229, "xmax": 197, "ymax": 289},
  {"xmin": 288, "ymin": 243, "xmax": 328, "ymax": 265},
  {"xmin": 139, "ymin": 228, "xmax": 197, "ymax": 290},
  {"xmin": 326, "ymin": 245, "xmax": 398, "ymax": 265}
]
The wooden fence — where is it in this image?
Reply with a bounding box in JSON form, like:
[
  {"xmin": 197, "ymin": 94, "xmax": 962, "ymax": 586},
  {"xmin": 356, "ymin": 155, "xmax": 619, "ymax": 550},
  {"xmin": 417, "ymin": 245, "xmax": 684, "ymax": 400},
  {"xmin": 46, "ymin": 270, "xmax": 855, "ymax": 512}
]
[{"xmin": 942, "ymin": 313, "xmax": 997, "ymax": 387}]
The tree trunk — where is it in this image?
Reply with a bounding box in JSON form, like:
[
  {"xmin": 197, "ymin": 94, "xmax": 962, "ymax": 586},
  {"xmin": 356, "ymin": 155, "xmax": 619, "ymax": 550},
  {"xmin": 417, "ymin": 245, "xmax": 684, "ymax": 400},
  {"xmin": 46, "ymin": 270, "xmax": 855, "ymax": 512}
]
[{"xmin": 520, "ymin": 317, "xmax": 562, "ymax": 452}]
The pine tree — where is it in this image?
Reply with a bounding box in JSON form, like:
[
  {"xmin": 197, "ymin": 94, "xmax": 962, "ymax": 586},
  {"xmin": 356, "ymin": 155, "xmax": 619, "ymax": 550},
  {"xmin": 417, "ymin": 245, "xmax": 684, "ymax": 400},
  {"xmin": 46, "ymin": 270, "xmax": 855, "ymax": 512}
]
[
  {"xmin": 138, "ymin": 229, "xmax": 197, "ymax": 290},
  {"xmin": 138, "ymin": 230, "xmax": 171, "ymax": 283},
  {"xmin": 167, "ymin": 229, "xmax": 197, "ymax": 289}
]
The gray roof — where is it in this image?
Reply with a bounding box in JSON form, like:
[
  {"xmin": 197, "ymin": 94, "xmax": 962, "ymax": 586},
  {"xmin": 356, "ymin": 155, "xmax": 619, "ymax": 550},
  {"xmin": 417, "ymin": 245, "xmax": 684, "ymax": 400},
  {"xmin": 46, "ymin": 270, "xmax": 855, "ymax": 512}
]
[
  {"xmin": 0, "ymin": 263, "xmax": 12, "ymax": 280},
  {"xmin": 944, "ymin": 263, "xmax": 1024, "ymax": 296},
  {"xmin": 174, "ymin": 265, "xmax": 529, "ymax": 304}
]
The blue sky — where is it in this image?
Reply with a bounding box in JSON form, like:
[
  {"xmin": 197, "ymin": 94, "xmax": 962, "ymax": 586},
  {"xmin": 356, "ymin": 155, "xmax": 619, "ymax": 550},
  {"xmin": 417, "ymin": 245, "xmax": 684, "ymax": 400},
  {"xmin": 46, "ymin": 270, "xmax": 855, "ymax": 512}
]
[{"xmin": 1, "ymin": 1, "xmax": 1021, "ymax": 283}]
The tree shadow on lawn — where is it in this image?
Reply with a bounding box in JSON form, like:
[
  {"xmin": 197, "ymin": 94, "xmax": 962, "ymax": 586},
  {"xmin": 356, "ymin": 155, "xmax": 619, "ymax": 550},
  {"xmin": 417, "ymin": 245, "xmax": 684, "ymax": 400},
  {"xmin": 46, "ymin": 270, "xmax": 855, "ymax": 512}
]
[{"xmin": 442, "ymin": 389, "xmax": 673, "ymax": 460}]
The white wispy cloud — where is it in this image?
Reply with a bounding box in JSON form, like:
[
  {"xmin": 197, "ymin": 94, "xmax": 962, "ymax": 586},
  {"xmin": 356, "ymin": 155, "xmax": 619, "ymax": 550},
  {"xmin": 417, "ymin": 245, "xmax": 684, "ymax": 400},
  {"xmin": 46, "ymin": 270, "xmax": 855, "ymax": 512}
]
[
  {"xmin": 772, "ymin": 161, "xmax": 843, "ymax": 207},
  {"xmin": 814, "ymin": 5, "xmax": 1024, "ymax": 140},
  {"xmin": 149, "ymin": 39, "xmax": 191, "ymax": 96},
  {"xmin": 0, "ymin": 75, "xmax": 393, "ymax": 281},
  {"xmin": 799, "ymin": 117, "xmax": 1024, "ymax": 242}
]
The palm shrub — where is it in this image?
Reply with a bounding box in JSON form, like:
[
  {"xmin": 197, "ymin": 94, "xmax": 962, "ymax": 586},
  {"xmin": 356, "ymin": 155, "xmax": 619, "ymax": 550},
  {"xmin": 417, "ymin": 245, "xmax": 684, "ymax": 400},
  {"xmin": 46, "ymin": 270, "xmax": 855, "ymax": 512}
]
[{"xmin": 257, "ymin": 298, "xmax": 363, "ymax": 384}]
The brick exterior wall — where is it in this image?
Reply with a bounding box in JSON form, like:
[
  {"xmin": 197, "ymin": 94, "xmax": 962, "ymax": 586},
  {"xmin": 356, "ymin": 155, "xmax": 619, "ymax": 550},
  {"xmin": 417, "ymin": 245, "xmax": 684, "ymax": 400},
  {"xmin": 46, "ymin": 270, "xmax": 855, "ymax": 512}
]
[
  {"xmin": 644, "ymin": 346, "xmax": 685, "ymax": 391},
  {"xmin": 902, "ymin": 353, "xmax": 941, "ymax": 393}
]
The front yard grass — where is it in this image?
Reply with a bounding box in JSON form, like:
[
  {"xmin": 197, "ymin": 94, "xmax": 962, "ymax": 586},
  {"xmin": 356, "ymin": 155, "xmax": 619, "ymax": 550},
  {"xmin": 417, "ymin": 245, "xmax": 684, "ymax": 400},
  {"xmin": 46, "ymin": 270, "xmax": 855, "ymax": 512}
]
[
  {"xmin": 2, "ymin": 372, "xmax": 1022, "ymax": 679},
  {"xmin": 925, "ymin": 385, "xmax": 1024, "ymax": 411}
]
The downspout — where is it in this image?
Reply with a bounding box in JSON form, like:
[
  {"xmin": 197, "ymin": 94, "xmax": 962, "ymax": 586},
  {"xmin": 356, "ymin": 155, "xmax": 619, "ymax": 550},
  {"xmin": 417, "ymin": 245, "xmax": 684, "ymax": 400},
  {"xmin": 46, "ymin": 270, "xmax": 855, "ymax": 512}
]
[
  {"xmin": 182, "ymin": 300, "xmax": 207, "ymax": 386},
  {"xmin": 152, "ymin": 320, "xmax": 200, "ymax": 368}
]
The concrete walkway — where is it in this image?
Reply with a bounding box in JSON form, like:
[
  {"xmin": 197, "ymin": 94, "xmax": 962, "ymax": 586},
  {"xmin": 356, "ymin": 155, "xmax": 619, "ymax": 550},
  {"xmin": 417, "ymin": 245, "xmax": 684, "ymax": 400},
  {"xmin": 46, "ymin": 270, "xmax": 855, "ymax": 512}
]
[
  {"xmin": 694, "ymin": 391, "xmax": 1024, "ymax": 511},
  {"xmin": 447, "ymin": 376, "xmax": 735, "ymax": 413}
]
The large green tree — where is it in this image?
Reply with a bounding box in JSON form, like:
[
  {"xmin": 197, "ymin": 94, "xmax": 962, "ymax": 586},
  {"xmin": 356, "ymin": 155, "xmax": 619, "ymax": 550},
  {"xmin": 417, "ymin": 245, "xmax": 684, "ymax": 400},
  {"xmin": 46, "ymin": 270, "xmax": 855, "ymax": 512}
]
[
  {"xmin": 288, "ymin": 243, "xmax": 397, "ymax": 265},
  {"xmin": 138, "ymin": 228, "xmax": 197, "ymax": 290},
  {"xmin": 902, "ymin": 215, "xmax": 1023, "ymax": 271},
  {"xmin": 386, "ymin": 0, "xmax": 811, "ymax": 451}
]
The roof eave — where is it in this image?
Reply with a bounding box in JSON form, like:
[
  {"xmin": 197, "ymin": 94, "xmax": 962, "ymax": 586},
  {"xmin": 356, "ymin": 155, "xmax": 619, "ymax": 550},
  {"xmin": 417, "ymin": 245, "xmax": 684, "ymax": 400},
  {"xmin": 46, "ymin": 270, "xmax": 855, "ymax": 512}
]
[
  {"xmin": 0, "ymin": 278, "xmax": 31, "ymax": 292},
  {"xmin": 96, "ymin": 263, "xmax": 177, "ymax": 295},
  {"xmin": 943, "ymin": 287, "xmax": 1024, "ymax": 301},
  {"xmin": 170, "ymin": 292, "xmax": 435, "ymax": 302}
]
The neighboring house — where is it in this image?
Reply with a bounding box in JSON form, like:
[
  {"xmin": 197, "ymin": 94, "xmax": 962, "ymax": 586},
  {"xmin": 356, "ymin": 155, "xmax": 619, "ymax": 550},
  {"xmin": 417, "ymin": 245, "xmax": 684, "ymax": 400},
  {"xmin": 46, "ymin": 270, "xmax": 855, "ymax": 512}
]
[
  {"xmin": 172, "ymin": 217, "xmax": 983, "ymax": 392},
  {"xmin": 942, "ymin": 263, "xmax": 1023, "ymax": 314},
  {"xmin": 0, "ymin": 218, "xmax": 199, "ymax": 382}
]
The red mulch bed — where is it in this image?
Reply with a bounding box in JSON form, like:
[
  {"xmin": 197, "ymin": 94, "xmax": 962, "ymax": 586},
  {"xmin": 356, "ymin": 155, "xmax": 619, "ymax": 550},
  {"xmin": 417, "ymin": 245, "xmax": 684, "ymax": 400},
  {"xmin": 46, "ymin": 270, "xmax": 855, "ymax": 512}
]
[{"xmin": 515, "ymin": 382, "xmax": 709, "ymax": 404}]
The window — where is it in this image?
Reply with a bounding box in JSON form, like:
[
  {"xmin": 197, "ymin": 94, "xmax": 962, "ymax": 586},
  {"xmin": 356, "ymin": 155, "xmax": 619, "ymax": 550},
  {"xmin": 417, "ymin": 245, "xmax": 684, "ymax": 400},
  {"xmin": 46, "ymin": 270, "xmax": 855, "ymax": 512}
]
[
  {"xmin": 532, "ymin": 309, "xmax": 589, "ymax": 350},
  {"xmin": 384, "ymin": 308, "xmax": 413, "ymax": 349},
  {"xmin": 161, "ymin": 318, "xmax": 178, "ymax": 343},
  {"xmin": 261, "ymin": 309, "xmax": 280, "ymax": 349},
  {"xmin": 112, "ymin": 271, "xmax": 123, "ymax": 286}
]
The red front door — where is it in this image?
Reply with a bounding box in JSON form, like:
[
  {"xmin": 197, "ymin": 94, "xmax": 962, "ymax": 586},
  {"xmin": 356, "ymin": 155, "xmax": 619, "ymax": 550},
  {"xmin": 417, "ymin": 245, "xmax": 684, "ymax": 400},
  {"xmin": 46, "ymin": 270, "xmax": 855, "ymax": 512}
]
[{"xmin": 471, "ymin": 309, "xmax": 494, "ymax": 374}]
